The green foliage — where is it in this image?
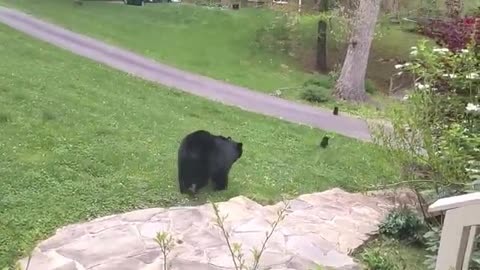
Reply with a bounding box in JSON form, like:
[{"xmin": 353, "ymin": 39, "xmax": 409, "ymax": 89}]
[
  {"xmin": 423, "ymin": 227, "xmax": 480, "ymax": 270},
  {"xmin": 373, "ymin": 41, "xmax": 479, "ymax": 270},
  {"xmin": 303, "ymin": 78, "xmax": 334, "ymax": 89},
  {"xmin": 300, "ymin": 78, "xmax": 333, "ymax": 103},
  {"xmin": 211, "ymin": 201, "xmax": 289, "ymax": 270},
  {"xmin": 379, "ymin": 207, "xmax": 426, "ymax": 243},
  {"xmin": 365, "ymin": 79, "xmax": 378, "ymax": 94},
  {"xmin": 356, "ymin": 236, "xmax": 429, "ymax": 270},
  {"xmin": 422, "ymin": 227, "xmax": 441, "ymax": 270},
  {"xmin": 360, "ymin": 247, "xmax": 402, "ymax": 270},
  {"xmin": 254, "ymin": 13, "xmax": 301, "ymax": 56},
  {"xmin": 0, "ymin": 262, "xmax": 23, "ymax": 270},
  {"xmin": 473, "ymin": 251, "xmax": 480, "ymax": 269},
  {"xmin": 155, "ymin": 232, "xmax": 176, "ymax": 270},
  {"xmin": 301, "ymin": 85, "xmax": 332, "ymax": 103},
  {"xmin": 471, "ymin": 6, "xmax": 480, "ymax": 16},
  {"xmin": 375, "ymin": 40, "xmax": 479, "ymax": 195}
]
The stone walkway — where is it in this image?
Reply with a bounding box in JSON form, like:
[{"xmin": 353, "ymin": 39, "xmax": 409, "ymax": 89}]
[
  {"xmin": 18, "ymin": 188, "xmax": 418, "ymax": 270},
  {"xmin": 0, "ymin": 6, "xmax": 372, "ymax": 142}
]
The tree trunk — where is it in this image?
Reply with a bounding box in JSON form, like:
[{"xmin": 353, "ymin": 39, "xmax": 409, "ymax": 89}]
[
  {"xmin": 381, "ymin": 0, "xmax": 399, "ymax": 14},
  {"xmin": 316, "ymin": 0, "xmax": 328, "ymax": 72},
  {"xmin": 445, "ymin": 0, "xmax": 464, "ymax": 19},
  {"xmin": 333, "ymin": 0, "xmax": 381, "ymax": 102}
]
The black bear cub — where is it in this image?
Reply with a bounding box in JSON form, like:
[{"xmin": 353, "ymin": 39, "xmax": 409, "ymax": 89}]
[{"xmin": 177, "ymin": 130, "xmax": 243, "ymax": 194}]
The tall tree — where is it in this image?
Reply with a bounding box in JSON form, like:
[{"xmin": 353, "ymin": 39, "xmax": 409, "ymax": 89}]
[
  {"xmin": 333, "ymin": 0, "xmax": 381, "ymax": 102},
  {"xmin": 316, "ymin": 0, "xmax": 329, "ymax": 72}
]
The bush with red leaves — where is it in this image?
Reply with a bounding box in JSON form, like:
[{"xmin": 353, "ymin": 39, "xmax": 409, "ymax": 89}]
[{"xmin": 417, "ymin": 16, "xmax": 480, "ymax": 51}]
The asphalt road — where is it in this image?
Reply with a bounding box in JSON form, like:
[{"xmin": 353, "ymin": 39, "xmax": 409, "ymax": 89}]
[{"xmin": 0, "ymin": 6, "xmax": 373, "ymax": 142}]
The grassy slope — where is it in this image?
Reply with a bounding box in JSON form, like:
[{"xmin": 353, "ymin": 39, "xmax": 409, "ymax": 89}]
[
  {"xmin": 0, "ymin": 24, "xmax": 397, "ymax": 267},
  {"xmin": 0, "ymin": 0, "xmax": 315, "ymax": 93},
  {"xmin": 0, "ymin": 0, "xmax": 408, "ymax": 118}
]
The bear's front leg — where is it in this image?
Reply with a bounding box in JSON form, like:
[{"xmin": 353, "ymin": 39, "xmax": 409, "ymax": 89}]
[{"xmin": 212, "ymin": 170, "xmax": 228, "ymax": 191}]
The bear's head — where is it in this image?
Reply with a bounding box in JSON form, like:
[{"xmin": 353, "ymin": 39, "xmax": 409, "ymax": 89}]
[
  {"xmin": 227, "ymin": 136, "xmax": 243, "ymax": 160},
  {"xmin": 236, "ymin": 142, "xmax": 243, "ymax": 159},
  {"xmin": 218, "ymin": 136, "xmax": 243, "ymax": 162}
]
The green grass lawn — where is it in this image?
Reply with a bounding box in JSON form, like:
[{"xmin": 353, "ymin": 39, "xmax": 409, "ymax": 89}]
[
  {"xmin": 0, "ymin": 0, "xmax": 313, "ymax": 93},
  {"xmin": 355, "ymin": 237, "xmax": 429, "ymax": 270},
  {"xmin": 0, "ymin": 0, "xmax": 412, "ymax": 119},
  {"xmin": 0, "ymin": 24, "xmax": 398, "ymax": 267}
]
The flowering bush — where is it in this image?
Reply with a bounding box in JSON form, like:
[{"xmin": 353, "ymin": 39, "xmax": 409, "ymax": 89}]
[
  {"xmin": 396, "ymin": 41, "xmax": 479, "ymax": 96},
  {"xmin": 417, "ymin": 16, "xmax": 480, "ymax": 51},
  {"xmin": 374, "ymin": 39, "xmax": 480, "ymax": 270},
  {"xmin": 376, "ymin": 40, "xmax": 479, "ymax": 194}
]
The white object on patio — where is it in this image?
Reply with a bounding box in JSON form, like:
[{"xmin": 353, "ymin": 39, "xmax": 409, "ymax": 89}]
[{"xmin": 428, "ymin": 192, "xmax": 480, "ymax": 270}]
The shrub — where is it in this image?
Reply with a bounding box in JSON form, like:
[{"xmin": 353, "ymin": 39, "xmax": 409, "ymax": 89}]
[
  {"xmin": 379, "ymin": 207, "xmax": 426, "ymax": 244},
  {"xmin": 373, "ymin": 39, "xmax": 480, "ymax": 270},
  {"xmin": 360, "ymin": 247, "xmax": 401, "ymax": 270},
  {"xmin": 302, "ymin": 78, "xmax": 333, "ymax": 89},
  {"xmin": 417, "ymin": 16, "xmax": 480, "ymax": 51},
  {"xmin": 300, "ymin": 85, "xmax": 332, "ymax": 103},
  {"xmin": 365, "ymin": 79, "xmax": 378, "ymax": 94},
  {"xmin": 300, "ymin": 78, "xmax": 333, "ymax": 103},
  {"xmin": 376, "ymin": 41, "xmax": 479, "ymax": 194}
]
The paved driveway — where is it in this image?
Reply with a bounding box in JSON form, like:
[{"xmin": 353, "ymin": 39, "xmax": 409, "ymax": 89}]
[{"xmin": 0, "ymin": 6, "xmax": 373, "ymax": 142}]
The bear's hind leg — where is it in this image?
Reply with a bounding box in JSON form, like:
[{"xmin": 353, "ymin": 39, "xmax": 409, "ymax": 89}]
[
  {"xmin": 178, "ymin": 171, "xmax": 189, "ymax": 194},
  {"xmin": 178, "ymin": 166, "xmax": 186, "ymax": 194},
  {"xmin": 180, "ymin": 175, "xmax": 208, "ymax": 194},
  {"xmin": 178, "ymin": 155, "xmax": 210, "ymax": 194},
  {"xmin": 212, "ymin": 170, "xmax": 229, "ymax": 191}
]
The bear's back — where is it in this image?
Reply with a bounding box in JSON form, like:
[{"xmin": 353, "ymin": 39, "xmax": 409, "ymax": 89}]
[{"xmin": 179, "ymin": 130, "xmax": 216, "ymax": 157}]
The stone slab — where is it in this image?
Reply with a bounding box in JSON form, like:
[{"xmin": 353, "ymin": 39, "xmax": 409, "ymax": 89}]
[{"xmin": 18, "ymin": 188, "xmax": 402, "ymax": 270}]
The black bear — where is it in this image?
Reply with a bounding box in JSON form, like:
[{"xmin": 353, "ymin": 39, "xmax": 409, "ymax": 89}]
[
  {"xmin": 319, "ymin": 135, "xmax": 330, "ymax": 148},
  {"xmin": 177, "ymin": 130, "xmax": 243, "ymax": 194}
]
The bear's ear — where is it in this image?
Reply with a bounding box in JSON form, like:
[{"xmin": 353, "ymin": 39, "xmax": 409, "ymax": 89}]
[{"xmin": 227, "ymin": 136, "xmax": 232, "ymax": 140}]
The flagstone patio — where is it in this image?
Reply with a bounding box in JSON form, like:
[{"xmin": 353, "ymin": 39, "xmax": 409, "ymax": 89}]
[{"xmin": 18, "ymin": 188, "xmax": 418, "ymax": 270}]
